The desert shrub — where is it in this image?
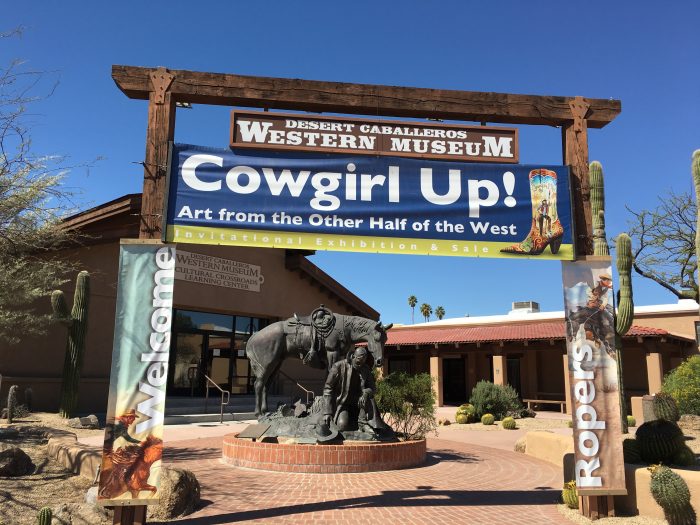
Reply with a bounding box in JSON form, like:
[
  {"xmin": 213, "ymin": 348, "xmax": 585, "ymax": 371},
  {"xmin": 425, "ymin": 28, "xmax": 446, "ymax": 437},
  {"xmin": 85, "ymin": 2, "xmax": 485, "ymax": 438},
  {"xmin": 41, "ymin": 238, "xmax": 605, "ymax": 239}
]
[
  {"xmin": 469, "ymin": 380, "xmax": 521, "ymax": 420},
  {"xmin": 662, "ymin": 356, "xmax": 700, "ymax": 416},
  {"xmin": 375, "ymin": 372, "xmax": 436, "ymax": 440}
]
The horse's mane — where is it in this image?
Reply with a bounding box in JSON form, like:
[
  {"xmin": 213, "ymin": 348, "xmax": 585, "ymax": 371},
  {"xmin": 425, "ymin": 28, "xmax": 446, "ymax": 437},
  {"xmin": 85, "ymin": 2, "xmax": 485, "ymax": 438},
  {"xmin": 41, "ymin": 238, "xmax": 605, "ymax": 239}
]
[{"xmin": 340, "ymin": 315, "xmax": 377, "ymax": 336}]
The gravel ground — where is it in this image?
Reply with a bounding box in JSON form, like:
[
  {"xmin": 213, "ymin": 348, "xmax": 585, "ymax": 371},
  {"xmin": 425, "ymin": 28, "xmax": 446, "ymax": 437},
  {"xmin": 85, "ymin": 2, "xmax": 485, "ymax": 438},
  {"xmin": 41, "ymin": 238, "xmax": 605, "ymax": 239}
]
[
  {"xmin": 441, "ymin": 416, "xmax": 570, "ymax": 431},
  {"xmin": 557, "ymin": 504, "xmax": 666, "ymax": 525},
  {"xmin": 0, "ymin": 413, "xmax": 110, "ymax": 525}
]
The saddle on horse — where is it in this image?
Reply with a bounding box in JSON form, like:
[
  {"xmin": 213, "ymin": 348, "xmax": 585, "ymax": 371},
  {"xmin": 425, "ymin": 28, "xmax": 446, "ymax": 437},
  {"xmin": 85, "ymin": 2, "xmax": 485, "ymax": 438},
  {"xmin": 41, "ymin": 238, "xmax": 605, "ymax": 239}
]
[{"xmin": 284, "ymin": 305, "xmax": 336, "ymax": 368}]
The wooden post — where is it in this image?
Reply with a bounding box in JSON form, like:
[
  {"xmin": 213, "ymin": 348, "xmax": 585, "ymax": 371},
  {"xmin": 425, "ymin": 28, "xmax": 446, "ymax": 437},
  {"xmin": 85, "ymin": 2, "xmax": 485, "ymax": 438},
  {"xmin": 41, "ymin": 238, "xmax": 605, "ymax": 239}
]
[
  {"xmin": 562, "ymin": 96, "xmax": 592, "ymax": 257},
  {"xmin": 140, "ymin": 67, "xmax": 176, "ymax": 240},
  {"xmin": 113, "ymin": 505, "xmax": 147, "ymax": 525},
  {"xmin": 562, "ymin": 353, "xmax": 572, "ymax": 415},
  {"xmin": 563, "ymin": 98, "xmax": 620, "ymax": 519}
]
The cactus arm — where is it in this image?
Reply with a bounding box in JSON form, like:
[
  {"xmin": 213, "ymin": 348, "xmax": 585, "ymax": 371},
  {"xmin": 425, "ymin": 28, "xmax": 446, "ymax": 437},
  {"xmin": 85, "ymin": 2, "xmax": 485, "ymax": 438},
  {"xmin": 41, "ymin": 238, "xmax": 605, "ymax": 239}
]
[
  {"xmin": 51, "ymin": 290, "xmax": 72, "ymax": 325},
  {"xmin": 615, "ymin": 233, "xmax": 634, "ymax": 335},
  {"xmin": 589, "ymin": 161, "xmax": 610, "ymax": 256},
  {"xmin": 71, "ymin": 271, "xmax": 90, "ymax": 322}
]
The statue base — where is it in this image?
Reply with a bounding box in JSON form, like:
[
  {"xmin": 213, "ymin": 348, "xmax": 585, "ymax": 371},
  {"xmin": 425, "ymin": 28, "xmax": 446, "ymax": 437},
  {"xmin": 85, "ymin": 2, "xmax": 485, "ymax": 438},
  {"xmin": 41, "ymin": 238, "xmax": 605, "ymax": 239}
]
[{"xmin": 222, "ymin": 433, "xmax": 426, "ymax": 473}]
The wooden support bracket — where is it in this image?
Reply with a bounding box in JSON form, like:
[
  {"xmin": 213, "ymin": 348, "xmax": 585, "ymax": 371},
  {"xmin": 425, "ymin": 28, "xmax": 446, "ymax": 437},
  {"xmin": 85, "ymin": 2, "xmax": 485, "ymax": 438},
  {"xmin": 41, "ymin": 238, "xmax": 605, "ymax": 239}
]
[
  {"xmin": 569, "ymin": 96, "xmax": 591, "ymax": 133},
  {"xmin": 149, "ymin": 67, "xmax": 175, "ymax": 105}
]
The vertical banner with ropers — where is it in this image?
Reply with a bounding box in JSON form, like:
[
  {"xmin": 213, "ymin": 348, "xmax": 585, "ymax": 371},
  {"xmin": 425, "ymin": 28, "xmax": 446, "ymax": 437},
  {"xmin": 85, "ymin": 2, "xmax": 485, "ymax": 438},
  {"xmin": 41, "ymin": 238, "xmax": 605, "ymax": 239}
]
[
  {"xmin": 562, "ymin": 257, "xmax": 626, "ymax": 495},
  {"xmin": 98, "ymin": 240, "xmax": 176, "ymax": 505}
]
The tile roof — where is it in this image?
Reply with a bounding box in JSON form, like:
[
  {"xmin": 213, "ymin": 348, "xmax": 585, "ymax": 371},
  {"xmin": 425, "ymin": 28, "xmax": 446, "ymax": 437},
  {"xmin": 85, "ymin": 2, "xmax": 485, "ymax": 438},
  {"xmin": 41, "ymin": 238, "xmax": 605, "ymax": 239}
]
[{"xmin": 386, "ymin": 322, "xmax": 684, "ymax": 346}]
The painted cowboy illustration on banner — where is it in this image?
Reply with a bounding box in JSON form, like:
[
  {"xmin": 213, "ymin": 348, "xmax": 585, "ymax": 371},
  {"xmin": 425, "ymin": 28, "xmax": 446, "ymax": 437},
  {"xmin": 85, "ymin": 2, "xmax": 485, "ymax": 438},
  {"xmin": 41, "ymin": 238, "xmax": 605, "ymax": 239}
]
[{"xmin": 99, "ymin": 408, "xmax": 163, "ymax": 499}]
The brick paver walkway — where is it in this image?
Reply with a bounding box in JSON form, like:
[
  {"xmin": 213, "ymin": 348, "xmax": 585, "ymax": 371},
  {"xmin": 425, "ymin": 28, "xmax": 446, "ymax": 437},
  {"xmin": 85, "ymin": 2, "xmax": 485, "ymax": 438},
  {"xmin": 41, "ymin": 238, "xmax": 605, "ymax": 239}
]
[{"xmin": 158, "ymin": 436, "xmax": 569, "ymax": 525}]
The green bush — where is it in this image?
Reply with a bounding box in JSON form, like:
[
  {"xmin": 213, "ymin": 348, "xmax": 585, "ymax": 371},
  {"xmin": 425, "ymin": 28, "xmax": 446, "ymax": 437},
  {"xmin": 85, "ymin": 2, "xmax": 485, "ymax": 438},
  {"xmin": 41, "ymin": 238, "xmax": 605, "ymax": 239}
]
[
  {"xmin": 502, "ymin": 416, "xmax": 516, "ymax": 430},
  {"xmin": 481, "ymin": 413, "xmax": 495, "ymax": 425},
  {"xmin": 627, "ymin": 415, "xmax": 636, "ymax": 427},
  {"xmin": 469, "ymin": 380, "xmax": 522, "ymax": 420},
  {"xmin": 375, "ymin": 372, "xmax": 436, "ymax": 441},
  {"xmin": 662, "ymin": 356, "xmax": 700, "ymax": 416}
]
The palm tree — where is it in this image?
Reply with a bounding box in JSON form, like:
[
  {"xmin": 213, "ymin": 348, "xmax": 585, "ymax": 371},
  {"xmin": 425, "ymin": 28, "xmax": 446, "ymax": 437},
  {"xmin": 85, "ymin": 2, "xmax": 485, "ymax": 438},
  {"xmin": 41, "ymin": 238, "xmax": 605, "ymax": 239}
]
[
  {"xmin": 408, "ymin": 295, "xmax": 417, "ymax": 324},
  {"xmin": 419, "ymin": 303, "xmax": 432, "ymax": 322},
  {"xmin": 435, "ymin": 306, "xmax": 446, "ymax": 320}
]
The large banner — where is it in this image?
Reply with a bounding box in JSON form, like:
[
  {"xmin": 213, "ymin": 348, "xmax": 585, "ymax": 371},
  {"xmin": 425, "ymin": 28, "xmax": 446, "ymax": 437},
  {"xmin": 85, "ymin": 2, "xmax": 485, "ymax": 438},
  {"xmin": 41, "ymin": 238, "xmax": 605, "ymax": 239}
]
[
  {"xmin": 165, "ymin": 144, "xmax": 574, "ymax": 260},
  {"xmin": 562, "ymin": 258, "xmax": 626, "ymax": 495},
  {"xmin": 98, "ymin": 241, "xmax": 175, "ymax": 505}
]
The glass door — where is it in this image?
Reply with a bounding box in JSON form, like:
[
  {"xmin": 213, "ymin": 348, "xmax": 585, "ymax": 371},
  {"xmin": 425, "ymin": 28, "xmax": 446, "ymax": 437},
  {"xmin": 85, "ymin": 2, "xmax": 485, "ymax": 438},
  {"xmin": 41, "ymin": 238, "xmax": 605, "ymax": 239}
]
[{"xmin": 170, "ymin": 333, "xmax": 205, "ymax": 396}]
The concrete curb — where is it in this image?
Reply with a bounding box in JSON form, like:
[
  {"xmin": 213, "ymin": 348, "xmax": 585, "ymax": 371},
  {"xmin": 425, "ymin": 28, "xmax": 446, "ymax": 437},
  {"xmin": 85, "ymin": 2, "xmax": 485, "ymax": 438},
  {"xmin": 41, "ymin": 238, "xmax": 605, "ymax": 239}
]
[{"xmin": 47, "ymin": 431, "xmax": 101, "ymax": 480}]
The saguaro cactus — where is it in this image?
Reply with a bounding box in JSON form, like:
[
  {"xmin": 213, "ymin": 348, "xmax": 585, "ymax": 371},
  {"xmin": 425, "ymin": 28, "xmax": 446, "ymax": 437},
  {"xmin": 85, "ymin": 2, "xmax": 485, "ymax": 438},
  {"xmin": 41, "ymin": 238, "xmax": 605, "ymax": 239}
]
[
  {"xmin": 589, "ymin": 161, "xmax": 609, "ymax": 256},
  {"xmin": 6, "ymin": 385, "xmax": 18, "ymax": 424},
  {"xmin": 590, "ymin": 162, "xmax": 635, "ymax": 432},
  {"xmin": 693, "ymin": 150, "xmax": 700, "ymax": 304},
  {"xmin": 52, "ymin": 271, "xmax": 90, "ymax": 418},
  {"xmin": 37, "ymin": 507, "xmax": 52, "ymax": 525}
]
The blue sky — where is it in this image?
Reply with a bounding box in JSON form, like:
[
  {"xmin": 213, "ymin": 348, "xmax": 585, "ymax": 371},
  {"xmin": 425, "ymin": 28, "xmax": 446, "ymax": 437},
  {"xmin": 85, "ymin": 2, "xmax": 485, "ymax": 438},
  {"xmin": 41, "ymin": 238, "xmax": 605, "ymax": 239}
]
[{"xmin": 5, "ymin": 2, "xmax": 700, "ymax": 324}]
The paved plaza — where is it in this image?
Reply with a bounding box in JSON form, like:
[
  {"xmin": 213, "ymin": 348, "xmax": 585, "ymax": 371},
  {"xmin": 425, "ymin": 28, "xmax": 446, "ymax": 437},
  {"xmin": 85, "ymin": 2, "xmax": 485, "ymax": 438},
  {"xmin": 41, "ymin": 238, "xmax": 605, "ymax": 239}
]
[{"xmin": 128, "ymin": 414, "xmax": 570, "ymax": 525}]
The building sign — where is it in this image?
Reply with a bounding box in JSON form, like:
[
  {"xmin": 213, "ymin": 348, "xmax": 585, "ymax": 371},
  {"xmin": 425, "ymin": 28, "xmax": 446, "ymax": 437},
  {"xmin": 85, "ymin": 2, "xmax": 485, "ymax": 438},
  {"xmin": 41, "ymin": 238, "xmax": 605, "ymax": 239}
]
[
  {"xmin": 174, "ymin": 249, "xmax": 264, "ymax": 292},
  {"xmin": 98, "ymin": 241, "xmax": 175, "ymax": 505},
  {"xmin": 231, "ymin": 111, "xmax": 519, "ymax": 163},
  {"xmin": 561, "ymin": 258, "xmax": 626, "ymax": 496},
  {"xmin": 165, "ymin": 143, "xmax": 574, "ymax": 260}
]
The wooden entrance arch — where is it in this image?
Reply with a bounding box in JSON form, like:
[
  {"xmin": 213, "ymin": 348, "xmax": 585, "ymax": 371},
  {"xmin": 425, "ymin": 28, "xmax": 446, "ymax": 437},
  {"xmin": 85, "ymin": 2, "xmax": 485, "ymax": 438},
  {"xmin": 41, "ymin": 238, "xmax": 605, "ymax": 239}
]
[
  {"xmin": 111, "ymin": 65, "xmax": 620, "ymax": 257},
  {"xmin": 112, "ymin": 65, "xmax": 622, "ymax": 520}
]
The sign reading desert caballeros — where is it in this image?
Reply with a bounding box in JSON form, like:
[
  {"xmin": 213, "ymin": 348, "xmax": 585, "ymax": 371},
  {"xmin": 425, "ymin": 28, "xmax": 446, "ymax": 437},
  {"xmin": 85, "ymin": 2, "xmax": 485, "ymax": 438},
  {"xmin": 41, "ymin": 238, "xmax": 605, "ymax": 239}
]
[
  {"xmin": 165, "ymin": 144, "xmax": 574, "ymax": 260},
  {"xmin": 231, "ymin": 111, "xmax": 519, "ymax": 163}
]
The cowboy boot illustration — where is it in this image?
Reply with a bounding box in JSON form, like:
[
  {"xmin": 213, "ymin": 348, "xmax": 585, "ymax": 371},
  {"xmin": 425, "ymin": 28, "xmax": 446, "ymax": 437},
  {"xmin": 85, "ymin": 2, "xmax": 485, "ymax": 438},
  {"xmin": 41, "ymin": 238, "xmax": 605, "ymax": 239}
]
[{"xmin": 500, "ymin": 169, "xmax": 564, "ymax": 256}]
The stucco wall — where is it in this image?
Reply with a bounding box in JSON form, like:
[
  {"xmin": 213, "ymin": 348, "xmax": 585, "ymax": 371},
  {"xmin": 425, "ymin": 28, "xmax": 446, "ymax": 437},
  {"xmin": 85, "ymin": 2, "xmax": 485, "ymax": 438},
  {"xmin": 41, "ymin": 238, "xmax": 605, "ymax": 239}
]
[{"xmin": 0, "ymin": 241, "xmax": 369, "ymax": 413}]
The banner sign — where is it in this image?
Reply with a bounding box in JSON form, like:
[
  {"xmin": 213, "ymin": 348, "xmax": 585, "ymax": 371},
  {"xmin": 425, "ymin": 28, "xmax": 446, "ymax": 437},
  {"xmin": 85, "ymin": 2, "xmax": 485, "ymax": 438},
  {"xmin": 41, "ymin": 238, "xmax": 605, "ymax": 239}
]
[
  {"xmin": 562, "ymin": 258, "xmax": 626, "ymax": 496},
  {"xmin": 165, "ymin": 144, "xmax": 574, "ymax": 260},
  {"xmin": 98, "ymin": 241, "xmax": 175, "ymax": 505},
  {"xmin": 231, "ymin": 110, "xmax": 519, "ymax": 163},
  {"xmin": 174, "ymin": 249, "xmax": 265, "ymax": 292}
]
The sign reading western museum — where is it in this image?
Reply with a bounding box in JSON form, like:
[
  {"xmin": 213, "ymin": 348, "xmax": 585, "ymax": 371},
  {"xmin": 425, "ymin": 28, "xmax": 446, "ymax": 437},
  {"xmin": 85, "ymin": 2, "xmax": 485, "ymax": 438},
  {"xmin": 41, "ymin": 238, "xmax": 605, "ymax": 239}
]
[
  {"xmin": 174, "ymin": 250, "xmax": 265, "ymax": 292},
  {"xmin": 165, "ymin": 143, "xmax": 574, "ymax": 260},
  {"xmin": 231, "ymin": 111, "xmax": 519, "ymax": 163},
  {"xmin": 561, "ymin": 258, "xmax": 626, "ymax": 496}
]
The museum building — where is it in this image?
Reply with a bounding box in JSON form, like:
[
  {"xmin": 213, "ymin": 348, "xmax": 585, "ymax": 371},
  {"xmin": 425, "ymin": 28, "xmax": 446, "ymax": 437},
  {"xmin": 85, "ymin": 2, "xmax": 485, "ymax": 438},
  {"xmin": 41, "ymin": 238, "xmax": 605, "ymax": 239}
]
[
  {"xmin": 0, "ymin": 193, "xmax": 378, "ymax": 413},
  {"xmin": 1, "ymin": 193, "xmax": 698, "ymax": 418},
  {"xmin": 383, "ymin": 300, "xmax": 699, "ymax": 414}
]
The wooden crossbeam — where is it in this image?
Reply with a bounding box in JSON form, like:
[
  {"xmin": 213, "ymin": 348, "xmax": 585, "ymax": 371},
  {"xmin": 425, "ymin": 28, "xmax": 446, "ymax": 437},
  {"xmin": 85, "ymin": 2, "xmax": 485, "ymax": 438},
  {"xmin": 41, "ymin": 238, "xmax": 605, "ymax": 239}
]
[{"xmin": 112, "ymin": 65, "xmax": 621, "ymax": 128}]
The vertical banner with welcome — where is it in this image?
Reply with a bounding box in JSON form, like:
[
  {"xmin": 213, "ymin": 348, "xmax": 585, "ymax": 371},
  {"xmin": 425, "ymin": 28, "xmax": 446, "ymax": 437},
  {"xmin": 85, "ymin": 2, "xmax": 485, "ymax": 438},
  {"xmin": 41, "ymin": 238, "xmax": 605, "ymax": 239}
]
[
  {"xmin": 98, "ymin": 240, "xmax": 176, "ymax": 505},
  {"xmin": 562, "ymin": 257, "xmax": 626, "ymax": 495}
]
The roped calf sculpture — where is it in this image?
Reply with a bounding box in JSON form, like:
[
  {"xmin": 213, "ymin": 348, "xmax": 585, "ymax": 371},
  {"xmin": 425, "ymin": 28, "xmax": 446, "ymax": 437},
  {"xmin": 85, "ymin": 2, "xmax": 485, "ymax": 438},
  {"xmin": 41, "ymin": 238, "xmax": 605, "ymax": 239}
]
[{"xmin": 245, "ymin": 305, "xmax": 392, "ymax": 417}]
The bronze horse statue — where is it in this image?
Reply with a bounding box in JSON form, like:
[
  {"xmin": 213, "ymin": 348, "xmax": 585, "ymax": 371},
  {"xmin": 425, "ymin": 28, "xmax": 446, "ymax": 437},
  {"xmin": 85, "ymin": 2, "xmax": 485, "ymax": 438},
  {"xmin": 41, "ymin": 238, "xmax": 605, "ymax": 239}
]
[{"xmin": 246, "ymin": 308, "xmax": 392, "ymax": 417}]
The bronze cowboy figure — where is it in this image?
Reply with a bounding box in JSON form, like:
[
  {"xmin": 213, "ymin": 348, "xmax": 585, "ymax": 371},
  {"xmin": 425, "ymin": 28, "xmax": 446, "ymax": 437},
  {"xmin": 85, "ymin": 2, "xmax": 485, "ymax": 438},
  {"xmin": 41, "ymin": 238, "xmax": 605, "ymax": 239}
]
[{"xmin": 245, "ymin": 305, "xmax": 392, "ymax": 417}]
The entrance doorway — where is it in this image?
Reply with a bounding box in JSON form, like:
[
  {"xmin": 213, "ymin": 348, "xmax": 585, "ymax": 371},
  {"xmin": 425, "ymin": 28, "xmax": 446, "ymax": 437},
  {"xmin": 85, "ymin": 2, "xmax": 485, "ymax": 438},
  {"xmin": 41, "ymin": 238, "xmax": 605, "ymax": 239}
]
[
  {"xmin": 507, "ymin": 357, "xmax": 522, "ymax": 397},
  {"xmin": 443, "ymin": 357, "xmax": 467, "ymax": 405},
  {"xmin": 167, "ymin": 309, "xmax": 269, "ymax": 396}
]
